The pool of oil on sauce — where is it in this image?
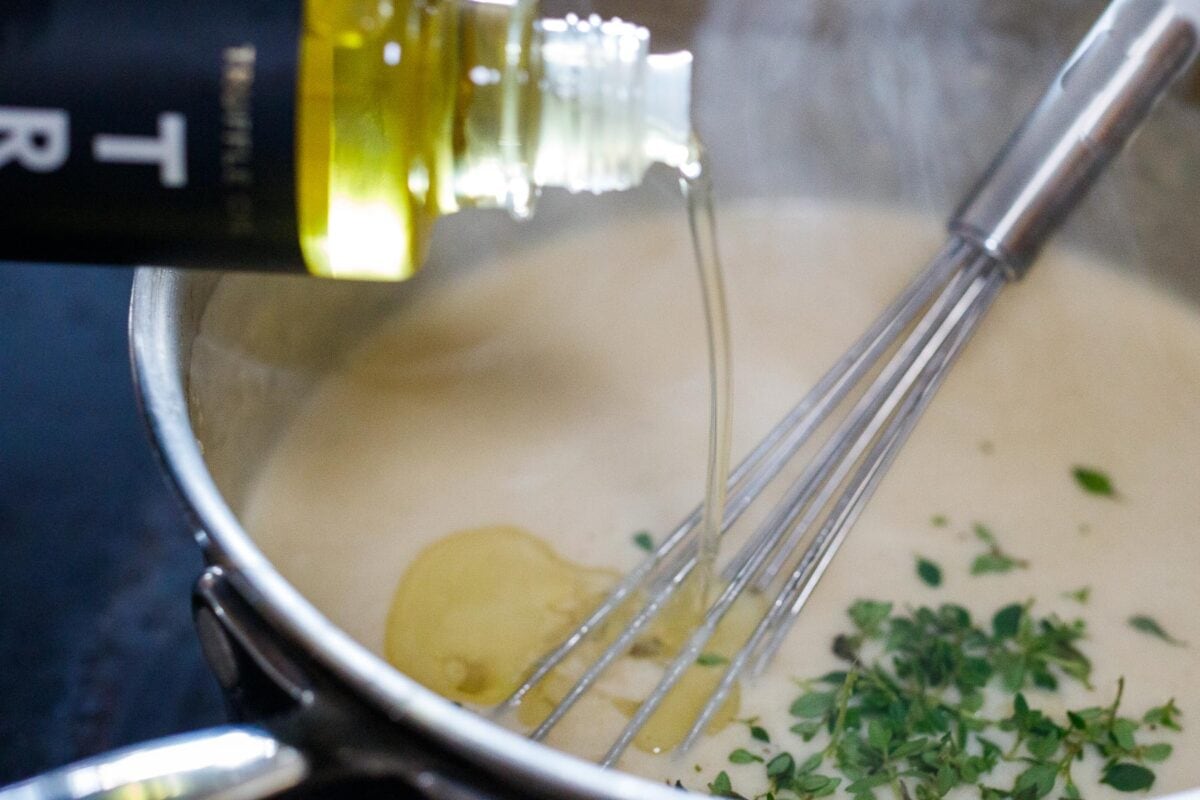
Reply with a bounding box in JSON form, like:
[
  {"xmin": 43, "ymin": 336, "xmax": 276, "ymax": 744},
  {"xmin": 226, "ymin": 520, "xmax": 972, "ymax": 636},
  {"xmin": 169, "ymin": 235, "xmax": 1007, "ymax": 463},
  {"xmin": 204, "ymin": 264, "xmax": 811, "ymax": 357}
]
[
  {"xmin": 384, "ymin": 524, "xmax": 754, "ymax": 754},
  {"xmin": 241, "ymin": 201, "xmax": 1200, "ymax": 798}
]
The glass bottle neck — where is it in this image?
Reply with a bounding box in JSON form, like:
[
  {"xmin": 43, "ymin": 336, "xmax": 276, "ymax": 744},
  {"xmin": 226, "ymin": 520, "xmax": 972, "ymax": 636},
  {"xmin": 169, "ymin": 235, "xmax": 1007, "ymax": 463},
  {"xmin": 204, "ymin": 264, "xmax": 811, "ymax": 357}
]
[{"xmin": 447, "ymin": 5, "xmax": 693, "ymax": 218}]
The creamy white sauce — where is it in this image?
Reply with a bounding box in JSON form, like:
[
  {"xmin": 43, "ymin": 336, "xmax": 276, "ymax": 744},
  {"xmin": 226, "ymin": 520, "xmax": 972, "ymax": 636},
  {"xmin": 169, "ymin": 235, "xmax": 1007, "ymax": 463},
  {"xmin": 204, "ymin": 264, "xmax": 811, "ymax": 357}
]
[{"xmin": 242, "ymin": 201, "xmax": 1200, "ymax": 797}]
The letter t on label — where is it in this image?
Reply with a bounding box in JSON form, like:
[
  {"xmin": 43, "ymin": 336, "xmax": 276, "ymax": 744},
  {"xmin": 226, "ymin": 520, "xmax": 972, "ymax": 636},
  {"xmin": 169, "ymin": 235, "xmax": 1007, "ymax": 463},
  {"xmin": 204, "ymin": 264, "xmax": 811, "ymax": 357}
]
[
  {"xmin": 93, "ymin": 113, "xmax": 188, "ymax": 188},
  {"xmin": 0, "ymin": 107, "xmax": 70, "ymax": 172}
]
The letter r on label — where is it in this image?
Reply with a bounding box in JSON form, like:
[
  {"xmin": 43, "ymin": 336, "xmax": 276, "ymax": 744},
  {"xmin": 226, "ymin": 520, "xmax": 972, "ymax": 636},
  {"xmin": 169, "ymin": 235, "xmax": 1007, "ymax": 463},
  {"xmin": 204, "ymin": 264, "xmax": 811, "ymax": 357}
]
[{"xmin": 0, "ymin": 107, "xmax": 70, "ymax": 172}]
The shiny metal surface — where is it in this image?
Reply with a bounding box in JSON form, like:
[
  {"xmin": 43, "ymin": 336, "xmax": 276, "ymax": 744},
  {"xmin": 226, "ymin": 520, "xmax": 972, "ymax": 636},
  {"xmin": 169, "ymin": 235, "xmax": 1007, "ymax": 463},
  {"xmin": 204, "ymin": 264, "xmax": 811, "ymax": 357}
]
[
  {"xmin": 952, "ymin": 0, "xmax": 1200, "ymax": 275},
  {"xmin": 0, "ymin": 728, "xmax": 306, "ymax": 800}
]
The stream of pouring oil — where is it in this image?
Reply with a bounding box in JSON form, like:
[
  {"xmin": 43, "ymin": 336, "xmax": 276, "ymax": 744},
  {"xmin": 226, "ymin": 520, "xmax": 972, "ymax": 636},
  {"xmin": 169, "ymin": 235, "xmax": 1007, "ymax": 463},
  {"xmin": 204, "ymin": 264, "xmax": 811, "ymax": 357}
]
[{"xmin": 680, "ymin": 142, "xmax": 732, "ymax": 609}]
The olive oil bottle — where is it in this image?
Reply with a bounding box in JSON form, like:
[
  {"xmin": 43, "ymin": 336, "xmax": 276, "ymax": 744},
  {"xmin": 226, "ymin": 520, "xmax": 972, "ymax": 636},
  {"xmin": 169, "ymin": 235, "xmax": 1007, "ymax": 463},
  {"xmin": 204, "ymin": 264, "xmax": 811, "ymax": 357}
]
[{"xmin": 0, "ymin": 0, "xmax": 692, "ymax": 280}]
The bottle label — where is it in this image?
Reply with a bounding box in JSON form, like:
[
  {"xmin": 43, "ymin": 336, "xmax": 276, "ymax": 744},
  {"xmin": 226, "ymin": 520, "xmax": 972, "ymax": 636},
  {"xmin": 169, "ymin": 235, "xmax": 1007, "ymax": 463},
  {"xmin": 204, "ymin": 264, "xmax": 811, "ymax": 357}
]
[{"xmin": 0, "ymin": 0, "xmax": 305, "ymax": 271}]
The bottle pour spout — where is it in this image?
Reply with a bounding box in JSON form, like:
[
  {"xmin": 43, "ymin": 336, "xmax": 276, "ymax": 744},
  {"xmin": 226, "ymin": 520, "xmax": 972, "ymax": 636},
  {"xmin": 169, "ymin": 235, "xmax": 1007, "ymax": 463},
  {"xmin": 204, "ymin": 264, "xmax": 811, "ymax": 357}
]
[{"xmin": 532, "ymin": 14, "xmax": 693, "ymax": 195}]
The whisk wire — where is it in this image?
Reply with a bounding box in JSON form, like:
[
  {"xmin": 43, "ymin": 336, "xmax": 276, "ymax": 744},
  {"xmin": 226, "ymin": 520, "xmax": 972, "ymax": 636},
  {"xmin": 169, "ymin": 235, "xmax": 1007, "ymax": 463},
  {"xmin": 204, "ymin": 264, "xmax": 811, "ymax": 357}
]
[
  {"xmin": 604, "ymin": 253, "xmax": 1003, "ymax": 765},
  {"xmin": 675, "ymin": 260, "xmax": 1006, "ymax": 753},
  {"xmin": 495, "ymin": 239, "xmax": 968, "ymax": 721},
  {"xmin": 745, "ymin": 251, "xmax": 986, "ymax": 592},
  {"xmin": 755, "ymin": 264, "xmax": 1006, "ymax": 666},
  {"xmin": 504, "ymin": 241, "xmax": 1008, "ymax": 762}
]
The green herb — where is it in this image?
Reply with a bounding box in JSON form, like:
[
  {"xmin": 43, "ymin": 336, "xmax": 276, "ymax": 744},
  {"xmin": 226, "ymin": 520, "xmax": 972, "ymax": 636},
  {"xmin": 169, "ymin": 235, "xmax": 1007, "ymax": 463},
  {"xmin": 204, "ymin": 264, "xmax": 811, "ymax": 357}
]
[
  {"xmin": 728, "ymin": 748, "xmax": 763, "ymax": 764},
  {"xmin": 992, "ymin": 602, "xmax": 1024, "ymax": 637},
  {"xmin": 847, "ymin": 599, "xmax": 892, "ymax": 636},
  {"xmin": 632, "ymin": 530, "xmax": 654, "ymax": 552},
  {"xmin": 1144, "ymin": 699, "xmax": 1182, "ymax": 731},
  {"xmin": 973, "ymin": 522, "xmax": 998, "ymax": 546},
  {"xmin": 1063, "ymin": 586, "xmax": 1091, "ymax": 604},
  {"xmin": 696, "ymin": 652, "xmax": 729, "ymax": 667},
  {"xmin": 749, "ymin": 725, "xmax": 770, "ymax": 743},
  {"xmin": 970, "ymin": 522, "xmax": 1028, "ymax": 575},
  {"xmin": 719, "ymin": 599, "xmax": 1180, "ymax": 800},
  {"xmin": 707, "ymin": 770, "xmax": 737, "ymax": 798},
  {"xmin": 1142, "ymin": 743, "xmax": 1173, "ymax": 762},
  {"xmin": 915, "ymin": 556, "xmax": 942, "ymax": 587},
  {"xmin": 1073, "ymin": 465, "xmax": 1116, "ymax": 497},
  {"xmin": 1129, "ymin": 615, "xmax": 1186, "ymax": 646},
  {"xmin": 1102, "ymin": 763, "xmax": 1155, "ymax": 792},
  {"xmin": 789, "ymin": 691, "xmax": 835, "ymax": 718},
  {"xmin": 930, "ymin": 514, "xmax": 948, "ymax": 528},
  {"xmin": 765, "ymin": 752, "xmax": 794, "ymax": 780}
]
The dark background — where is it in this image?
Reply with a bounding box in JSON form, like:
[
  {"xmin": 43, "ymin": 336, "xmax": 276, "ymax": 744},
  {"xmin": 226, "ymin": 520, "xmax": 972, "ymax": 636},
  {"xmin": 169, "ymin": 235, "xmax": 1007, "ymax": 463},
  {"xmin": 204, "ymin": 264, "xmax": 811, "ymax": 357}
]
[{"xmin": 0, "ymin": 264, "xmax": 225, "ymax": 783}]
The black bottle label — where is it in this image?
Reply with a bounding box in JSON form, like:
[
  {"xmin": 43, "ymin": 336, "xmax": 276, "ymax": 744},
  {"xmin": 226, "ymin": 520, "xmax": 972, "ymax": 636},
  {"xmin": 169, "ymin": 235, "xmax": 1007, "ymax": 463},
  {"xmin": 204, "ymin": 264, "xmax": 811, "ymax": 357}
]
[{"xmin": 0, "ymin": 0, "xmax": 306, "ymax": 271}]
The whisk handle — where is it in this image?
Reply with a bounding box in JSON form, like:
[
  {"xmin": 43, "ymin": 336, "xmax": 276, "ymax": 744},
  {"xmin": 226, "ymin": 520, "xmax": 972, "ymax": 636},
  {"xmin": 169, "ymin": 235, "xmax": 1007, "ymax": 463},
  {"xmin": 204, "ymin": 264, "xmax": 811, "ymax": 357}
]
[{"xmin": 951, "ymin": 0, "xmax": 1200, "ymax": 278}]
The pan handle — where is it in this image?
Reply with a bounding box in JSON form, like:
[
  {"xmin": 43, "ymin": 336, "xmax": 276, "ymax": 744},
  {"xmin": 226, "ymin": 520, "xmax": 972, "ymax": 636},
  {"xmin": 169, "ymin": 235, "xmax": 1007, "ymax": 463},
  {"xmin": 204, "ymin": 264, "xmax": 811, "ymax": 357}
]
[{"xmin": 0, "ymin": 725, "xmax": 308, "ymax": 800}]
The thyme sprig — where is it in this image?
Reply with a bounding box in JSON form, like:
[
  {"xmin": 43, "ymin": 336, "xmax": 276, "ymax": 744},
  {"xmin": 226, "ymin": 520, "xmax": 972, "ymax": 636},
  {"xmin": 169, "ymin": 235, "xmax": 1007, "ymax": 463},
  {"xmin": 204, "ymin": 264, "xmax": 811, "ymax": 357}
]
[{"xmin": 709, "ymin": 601, "xmax": 1180, "ymax": 800}]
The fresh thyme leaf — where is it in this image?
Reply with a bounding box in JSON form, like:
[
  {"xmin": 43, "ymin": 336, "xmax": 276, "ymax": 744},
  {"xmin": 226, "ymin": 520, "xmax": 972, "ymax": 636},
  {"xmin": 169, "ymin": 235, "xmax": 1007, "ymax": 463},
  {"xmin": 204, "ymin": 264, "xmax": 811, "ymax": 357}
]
[
  {"xmin": 749, "ymin": 725, "xmax": 770, "ymax": 743},
  {"xmin": 973, "ymin": 522, "xmax": 997, "ymax": 545},
  {"xmin": 1142, "ymin": 742, "xmax": 1173, "ymax": 762},
  {"xmin": 1112, "ymin": 717, "xmax": 1139, "ymax": 751},
  {"xmin": 971, "ymin": 553, "xmax": 1016, "ymax": 574},
  {"xmin": 632, "ymin": 530, "xmax": 654, "ymax": 552},
  {"xmin": 765, "ymin": 752, "xmax": 794, "ymax": 780},
  {"xmin": 1072, "ymin": 465, "xmax": 1116, "ymax": 497},
  {"xmin": 789, "ymin": 719, "xmax": 823, "ymax": 741},
  {"xmin": 992, "ymin": 602, "xmax": 1023, "ymax": 638},
  {"xmin": 969, "ymin": 523, "xmax": 1028, "ymax": 575},
  {"xmin": 707, "ymin": 770, "xmax": 745, "ymax": 799},
  {"xmin": 915, "ymin": 556, "xmax": 942, "ymax": 587},
  {"xmin": 1063, "ymin": 586, "xmax": 1091, "ymax": 604},
  {"xmin": 728, "ymin": 748, "xmax": 762, "ymax": 764},
  {"xmin": 848, "ymin": 600, "xmax": 892, "ymax": 636},
  {"xmin": 831, "ymin": 634, "xmax": 859, "ymax": 663},
  {"xmin": 1143, "ymin": 699, "xmax": 1182, "ymax": 731},
  {"xmin": 865, "ymin": 718, "xmax": 891, "ymax": 750},
  {"xmin": 1014, "ymin": 763, "xmax": 1058, "ymax": 800},
  {"xmin": 1101, "ymin": 763, "xmax": 1155, "ymax": 792},
  {"xmin": 696, "ymin": 652, "xmax": 729, "ymax": 666},
  {"xmin": 1129, "ymin": 615, "xmax": 1186, "ymax": 646},
  {"xmin": 795, "ymin": 752, "xmax": 823, "ymax": 775},
  {"xmin": 930, "ymin": 514, "xmax": 949, "ymax": 527},
  {"xmin": 794, "ymin": 773, "xmax": 838, "ymax": 794},
  {"xmin": 790, "ymin": 691, "xmax": 836, "ymax": 718}
]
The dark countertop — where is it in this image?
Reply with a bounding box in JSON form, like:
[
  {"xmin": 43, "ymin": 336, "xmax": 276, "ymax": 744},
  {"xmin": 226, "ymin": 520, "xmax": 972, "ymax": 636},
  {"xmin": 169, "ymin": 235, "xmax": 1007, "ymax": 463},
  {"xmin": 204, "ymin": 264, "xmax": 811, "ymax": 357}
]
[{"xmin": 0, "ymin": 264, "xmax": 225, "ymax": 783}]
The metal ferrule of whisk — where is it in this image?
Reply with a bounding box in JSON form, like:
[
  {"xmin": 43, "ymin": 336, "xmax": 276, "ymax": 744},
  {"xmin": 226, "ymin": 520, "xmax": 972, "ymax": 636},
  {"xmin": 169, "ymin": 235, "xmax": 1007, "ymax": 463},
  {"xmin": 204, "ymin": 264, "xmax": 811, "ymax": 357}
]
[
  {"xmin": 496, "ymin": 0, "xmax": 1200, "ymax": 769},
  {"xmin": 953, "ymin": 0, "xmax": 1200, "ymax": 277}
]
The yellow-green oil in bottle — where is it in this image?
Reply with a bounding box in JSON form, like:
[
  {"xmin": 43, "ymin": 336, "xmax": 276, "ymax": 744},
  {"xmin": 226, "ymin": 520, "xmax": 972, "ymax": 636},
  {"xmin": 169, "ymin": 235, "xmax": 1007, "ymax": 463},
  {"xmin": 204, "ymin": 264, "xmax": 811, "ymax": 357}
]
[{"xmin": 297, "ymin": 0, "xmax": 538, "ymax": 280}]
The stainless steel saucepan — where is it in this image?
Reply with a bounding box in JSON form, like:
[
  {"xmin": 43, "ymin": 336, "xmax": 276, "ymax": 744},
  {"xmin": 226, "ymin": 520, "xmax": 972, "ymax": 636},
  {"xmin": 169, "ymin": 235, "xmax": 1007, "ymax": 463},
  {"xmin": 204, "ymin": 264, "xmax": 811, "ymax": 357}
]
[{"xmin": 3, "ymin": 1, "xmax": 1200, "ymax": 798}]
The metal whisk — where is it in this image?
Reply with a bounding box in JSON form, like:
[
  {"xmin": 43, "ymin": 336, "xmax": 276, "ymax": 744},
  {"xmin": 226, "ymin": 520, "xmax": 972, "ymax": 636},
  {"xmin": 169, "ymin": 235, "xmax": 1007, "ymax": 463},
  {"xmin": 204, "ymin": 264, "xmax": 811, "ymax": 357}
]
[{"xmin": 497, "ymin": 0, "xmax": 1200, "ymax": 767}]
